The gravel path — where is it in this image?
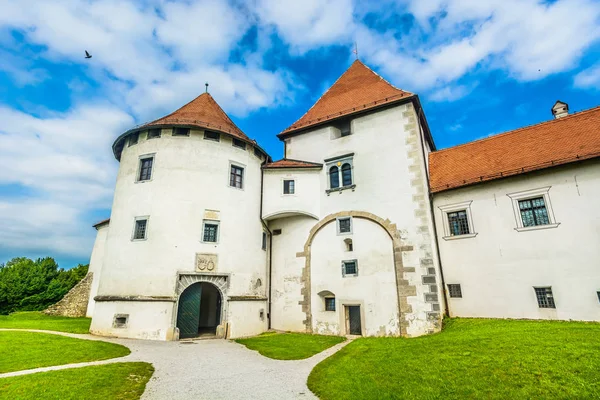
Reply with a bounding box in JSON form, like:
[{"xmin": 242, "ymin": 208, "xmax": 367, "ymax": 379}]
[{"xmin": 0, "ymin": 329, "xmax": 350, "ymax": 399}]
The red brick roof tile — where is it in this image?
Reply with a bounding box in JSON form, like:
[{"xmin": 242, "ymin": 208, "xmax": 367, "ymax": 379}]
[
  {"xmin": 279, "ymin": 60, "xmax": 413, "ymax": 137},
  {"xmin": 429, "ymin": 106, "xmax": 600, "ymax": 193},
  {"xmin": 263, "ymin": 159, "xmax": 323, "ymax": 169}
]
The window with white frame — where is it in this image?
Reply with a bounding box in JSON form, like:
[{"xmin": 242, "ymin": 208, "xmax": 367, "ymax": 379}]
[
  {"xmin": 229, "ymin": 164, "xmax": 244, "ymax": 189},
  {"xmin": 337, "ymin": 217, "xmax": 352, "ymax": 235},
  {"xmin": 132, "ymin": 217, "xmax": 148, "ymax": 240},
  {"xmin": 137, "ymin": 156, "xmax": 154, "ymax": 182},
  {"xmin": 438, "ymin": 201, "xmax": 476, "ymax": 240},
  {"xmin": 202, "ymin": 220, "xmax": 219, "ymax": 243},
  {"xmin": 447, "ymin": 284, "xmax": 462, "ymax": 298},
  {"xmin": 342, "ymin": 260, "xmax": 358, "ymax": 277},
  {"xmin": 283, "ymin": 179, "xmax": 295, "ymax": 194},
  {"xmin": 325, "ymin": 154, "xmax": 354, "ymax": 191},
  {"xmin": 507, "ymin": 187, "xmax": 559, "ymax": 232}
]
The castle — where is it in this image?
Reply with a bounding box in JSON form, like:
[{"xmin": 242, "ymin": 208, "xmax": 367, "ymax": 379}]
[{"xmin": 84, "ymin": 60, "xmax": 600, "ymax": 340}]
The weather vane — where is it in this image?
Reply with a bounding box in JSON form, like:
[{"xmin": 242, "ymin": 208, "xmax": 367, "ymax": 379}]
[
  {"xmin": 205, "ymin": 83, "xmax": 209, "ymax": 93},
  {"xmin": 353, "ymin": 42, "xmax": 359, "ymax": 60}
]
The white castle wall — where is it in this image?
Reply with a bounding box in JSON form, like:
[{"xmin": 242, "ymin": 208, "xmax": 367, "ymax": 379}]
[
  {"xmin": 90, "ymin": 128, "xmax": 268, "ymax": 340},
  {"xmin": 86, "ymin": 223, "xmax": 108, "ymax": 317}
]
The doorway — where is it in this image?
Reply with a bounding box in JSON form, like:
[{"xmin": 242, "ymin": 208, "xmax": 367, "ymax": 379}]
[
  {"xmin": 177, "ymin": 282, "xmax": 222, "ymax": 339},
  {"xmin": 345, "ymin": 305, "xmax": 362, "ymax": 335}
]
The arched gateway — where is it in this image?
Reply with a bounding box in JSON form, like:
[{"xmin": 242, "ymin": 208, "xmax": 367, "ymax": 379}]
[{"xmin": 176, "ymin": 282, "xmax": 222, "ymax": 339}]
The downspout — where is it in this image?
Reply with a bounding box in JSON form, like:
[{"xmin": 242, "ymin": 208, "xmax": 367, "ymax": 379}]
[
  {"xmin": 414, "ymin": 99, "xmax": 450, "ymax": 317},
  {"xmin": 259, "ymin": 159, "xmax": 273, "ymax": 330}
]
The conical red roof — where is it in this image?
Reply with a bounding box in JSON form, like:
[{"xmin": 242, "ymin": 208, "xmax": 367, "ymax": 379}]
[
  {"xmin": 143, "ymin": 92, "xmax": 250, "ymax": 141},
  {"xmin": 279, "ymin": 60, "xmax": 413, "ymax": 137}
]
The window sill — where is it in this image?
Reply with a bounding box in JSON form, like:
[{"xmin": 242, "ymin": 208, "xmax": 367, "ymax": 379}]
[
  {"xmin": 515, "ymin": 223, "xmax": 560, "ymax": 232},
  {"xmin": 326, "ymin": 184, "xmax": 356, "ymax": 195},
  {"xmin": 442, "ymin": 233, "xmax": 478, "ymax": 241}
]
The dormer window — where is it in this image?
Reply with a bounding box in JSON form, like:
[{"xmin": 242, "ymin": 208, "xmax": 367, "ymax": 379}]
[
  {"xmin": 204, "ymin": 130, "xmax": 220, "ymax": 141},
  {"xmin": 232, "ymin": 138, "xmax": 247, "ymax": 150},
  {"xmin": 147, "ymin": 129, "xmax": 161, "ymax": 139},
  {"xmin": 173, "ymin": 128, "xmax": 190, "ymax": 136}
]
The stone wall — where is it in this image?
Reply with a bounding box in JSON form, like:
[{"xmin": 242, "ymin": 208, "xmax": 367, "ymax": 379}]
[{"xmin": 44, "ymin": 272, "xmax": 93, "ymax": 317}]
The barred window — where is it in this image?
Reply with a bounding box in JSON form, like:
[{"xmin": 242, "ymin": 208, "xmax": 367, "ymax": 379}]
[
  {"xmin": 448, "ymin": 284, "xmax": 462, "ymax": 298},
  {"xmin": 133, "ymin": 219, "xmax": 147, "ymax": 240},
  {"xmin": 204, "ymin": 130, "xmax": 220, "ymax": 141},
  {"xmin": 534, "ymin": 287, "xmax": 555, "ymax": 308},
  {"xmin": 519, "ymin": 197, "xmax": 549, "ymax": 227},
  {"xmin": 341, "ymin": 163, "xmax": 352, "ymax": 186},
  {"xmin": 203, "ymin": 222, "xmax": 219, "ymax": 243},
  {"xmin": 342, "ymin": 260, "xmax": 358, "ymax": 276},
  {"xmin": 338, "ymin": 217, "xmax": 352, "ymax": 234},
  {"xmin": 325, "ymin": 297, "xmax": 336, "ymax": 311},
  {"xmin": 147, "ymin": 129, "xmax": 161, "ymax": 139},
  {"xmin": 138, "ymin": 157, "xmax": 153, "ymax": 181},
  {"xmin": 173, "ymin": 127, "xmax": 190, "ymax": 136},
  {"xmin": 283, "ymin": 180, "xmax": 295, "ymax": 194},
  {"xmin": 230, "ymin": 165, "xmax": 244, "ymax": 189},
  {"xmin": 129, "ymin": 132, "xmax": 139, "ymax": 146},
  {"xmin": 329, "ymin": 166, "xmax": 339, "ymax": 189},
  {"xmin": 232, "ymin": 138, "xmax": 246, "ymax": 149},
  {"xmin": 448, "ymin": 210, "xmax": 470, "ymax": 236}
]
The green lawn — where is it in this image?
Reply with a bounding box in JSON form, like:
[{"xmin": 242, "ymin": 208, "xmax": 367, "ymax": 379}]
[
  {"xmin": 0, "ymin": 312, "xmax": 91, "ymax": 333},
  {"xmin": 0, "ymin": 362, "xmax": 154, "ymax": 400},
  {"xmin": 0, "ymin": 331, "xmax": 130, "ymax": 373},
  {"xmin": 236, "ymin": 332, "xmax": 345, "ymax": 360},
  {"xmin": 308, "ymin": 318, "xmax": 600, "ymax": 399}
]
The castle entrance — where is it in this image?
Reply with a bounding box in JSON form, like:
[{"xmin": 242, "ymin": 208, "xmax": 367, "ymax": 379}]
[{"xmin": 177, "ymin": 282, "xmax": 222, "ymax": 339}]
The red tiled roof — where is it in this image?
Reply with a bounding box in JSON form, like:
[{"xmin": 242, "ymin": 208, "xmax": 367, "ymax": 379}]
[
  {"xmin": 263, "ymin": 159, "xmax": 323, "ymax": 169},
  {"xmin": 429, "ymin": 105, "xmax": 600, "ymax": 193},
  {"xmin": 143, "ymin": 92, "xmax": 250, "ymax": 142},
  {"xmin": 279, "ymin": 60, "xmax": 413, "ymax": 137}
]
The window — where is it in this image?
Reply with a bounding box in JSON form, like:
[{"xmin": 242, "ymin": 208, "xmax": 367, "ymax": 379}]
[
  {"xmin": 337, "ymin": 217, "xmax": 352, "ymax": 234},
  {"xmin": 518, "ymin": 197, "xmax": 550, "ymax": 227},
  {"xmin": 325, "ymin": 297, "xmax": 336, "ymax": 311},
  {"xmin": 129, "ymin": 132, "xmax": 139, "ymax": 146},
  {"xmin": 273, "ymin": 229, "xmax": 282, "ymax": 235},
  {"xmin": 341, "ymin": 163, "xmax": 352, "ymax": 186},
  {"xmin": 147, "ymin": 128, "xmax": 161, "ymax": 139},
  {"xmin": 202, "ymin": 221, "xmax": 219, "ymax": 243},
  {"xmin": 438, "ymin": 201, "xmax": 476, "ymax": 240},
  {"xmin": 329, "ymin": 166, "xmax": 339, "ymax": 189},
  {"xmin": 507, "ymin": 187, "xmax": 559, "ymax": 232},
  {"xmin": 232, "ymin": 138, "xmax": 246, "ymax": 149},
  {"xmin": 331, "ymin": 120, "xmax": 351, "ymax": 139},
  {"xmin": 597, "ymin": 291, "xmax": 600, "ymax": 303},
  {"xmin": 133, "ymin": 218, "xmax": 148, "ymax": 240},
  {"xmin": 113, "ymin": 314, "xmax": 129, "ymax": 328},
  {"xmin": 230, "ymin": 165, "xmax": 244, "ymax": 189},
  {"xmin": 138, "ymin": 157, "xmax": 153, "ymax": 182},
  {"xmin": 262, "ymin": 232, "xmax": 267, "ymax": 250},
  {"xmin": 204, "ymin": 130, "xmax": 220, "ymax": 141},
  {"xmin": 448, "ymin": 210, "xmax": 470, "ymax": 236},
  {"xmin": 344, "ymin": 238, "xmax": 353, "ymax": 252},
  {"xmin": 172, "ymin": 127, "xmax": 190, "ymax": 136},
  {"xmin": 448, "ymin": 284, "xmax": 462, "ymax": 298},
  {"xmin": 253, "ymin": 147, "xmax": 262, "ymax": 158},
  {"xmin": 534, "ymin": 287, "xmax": 555, "ymax": 308},
  {"xmin": 283, "ymin": 179, "xmax": 295, "ymax": 194},
  {"xmin": 342, "ymin": 260, "xmax": 358, "ymax": 276}
]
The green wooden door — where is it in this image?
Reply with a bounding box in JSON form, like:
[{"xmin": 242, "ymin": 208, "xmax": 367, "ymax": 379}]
[{"xmin": 177, "ymin": 284, "xmax": 202, "ymax": 339}]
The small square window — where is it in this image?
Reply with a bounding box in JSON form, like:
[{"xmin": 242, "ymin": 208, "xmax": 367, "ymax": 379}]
[
  {"xmin": 129, "ymin": 133, "xmax": 139, "ymax": 146},
  {"xmin": 204, "ymin": 130, "xmax": 220, "ymax": 141},
  {"xmin": 283, "ymin": 180, "xmax": 295, "ymax": 194},
  {"xmin": 147, "ymin": 129, "xmax": 161, "ymax": 139},
  {"xmin": 325, "ymin": 298, "xmax": 336, "ymax": 311},
  {"xmin": 113, "ymin": 314, "xmax": 129, "ymax": 328},
  {"xmin": 232, "ymin": 138, "xmax": 247, "ymax": 149},
  {"xmin": 448, "ymin": 210, "xmax": 470, "ymax": 236},
  {"xmin": 133, "ymin": 219, "xmax": 147, "ymax": 240},
  {"xmin": 342, "ymin": 260, "xmax": 358, "ymax": 276},
  {"xmin": 230, "ymin": 165, "xmax": 244, "ymax": 189},
  {"xmin": 262, "ymin": 232, "xmax": 267, "ymax": 250},
  {"xmin": 448, "ymin": 284, "xmax": 462, "ymax": 298},
  {"xmin": 534, "ymin": 287, "xmax": 556, "ymax": 308},
  {"xmin": 338, "ymin": 217, "xmax": 352, "ymax": 234},
  {"xmin": 203, "ymin": 221, "xmax": 219, "ymax": 243},
  {"xmin": 273, "ymin": 229, "xmax": 282, "ymax": 235},
  {"xmin": 138, "ymin": 157, "xmax": 153, "ymax": 181},
  {"xmin": 519, "ymin": 197, "xmax": 550, "ymax": 227},
  {"xmin": 173, "ymin": 127, "xmax": 190, "ymax": 136}
]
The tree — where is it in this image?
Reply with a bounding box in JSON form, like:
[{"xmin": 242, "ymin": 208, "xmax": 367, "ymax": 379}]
[{"xmin": 0, "ymin": 257, "xmax": 88, "ymax": 315}]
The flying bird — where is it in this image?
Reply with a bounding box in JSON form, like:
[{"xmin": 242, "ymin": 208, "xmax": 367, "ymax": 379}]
[{"xmin": 85, "ymin": 50, "xmax": 92, "ymax": 59}]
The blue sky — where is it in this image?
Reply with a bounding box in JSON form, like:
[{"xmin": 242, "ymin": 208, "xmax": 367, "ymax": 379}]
[{"xmin": 0, "ymin": 0, "xmax": 599, "ymax": 269}]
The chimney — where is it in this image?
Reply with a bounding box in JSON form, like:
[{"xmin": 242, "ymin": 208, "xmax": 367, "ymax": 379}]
[{"xmin": 551, "ymin": 100, "xmax": 569, "ymax": 119}]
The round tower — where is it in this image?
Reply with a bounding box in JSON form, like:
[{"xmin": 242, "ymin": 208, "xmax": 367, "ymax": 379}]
[{"xmin": 90, "ymin": 93, "xmax": 270, "ymax": 340}]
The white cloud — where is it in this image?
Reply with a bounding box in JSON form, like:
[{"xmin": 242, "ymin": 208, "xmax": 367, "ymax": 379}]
[{"xmin": 574, "ymin": 64, "xmax": 600, "ymax": 90}]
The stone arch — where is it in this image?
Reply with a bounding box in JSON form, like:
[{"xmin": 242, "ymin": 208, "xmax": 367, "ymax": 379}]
[{"xmin": 296, "ymin": 211, "xmax": 416, "ymax": 335}]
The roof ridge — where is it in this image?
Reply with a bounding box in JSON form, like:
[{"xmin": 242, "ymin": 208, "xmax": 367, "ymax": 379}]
[
  {"xmin": 281, "ymin": 157, "xmax": 322, "ymax": 165},
  {"xmin": 434, "ymin": 105, "xmax": 600, "ymax": 154}
]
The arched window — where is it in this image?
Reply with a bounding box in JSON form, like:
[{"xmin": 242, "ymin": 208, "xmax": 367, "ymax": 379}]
[
  {"xmin": 329, "ymin": 166, "xmax": 339, "ymax": 188},
  {"xmin": 341, "ymin": 163, "xmax": 352, "ymax": 186}
]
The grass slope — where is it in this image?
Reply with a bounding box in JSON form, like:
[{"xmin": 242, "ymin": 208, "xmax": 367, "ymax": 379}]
[
  {"xmin": 0, "ymin": 331, "xmax": 130, "ymax": 373},
  {"xmin": 0, "ymin": 312, "xmax": 91, "ymax": 333},
  {"xmin": 308, "ymin": 318, "xmax": 600, "ymax": 400},
  {"xmin": 0, "ymin": 362, "xmax": 154, "ymax": 400},
  {"xmin": 236, "ymin": 332, "xmax": 345, "ymax": 360}
]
